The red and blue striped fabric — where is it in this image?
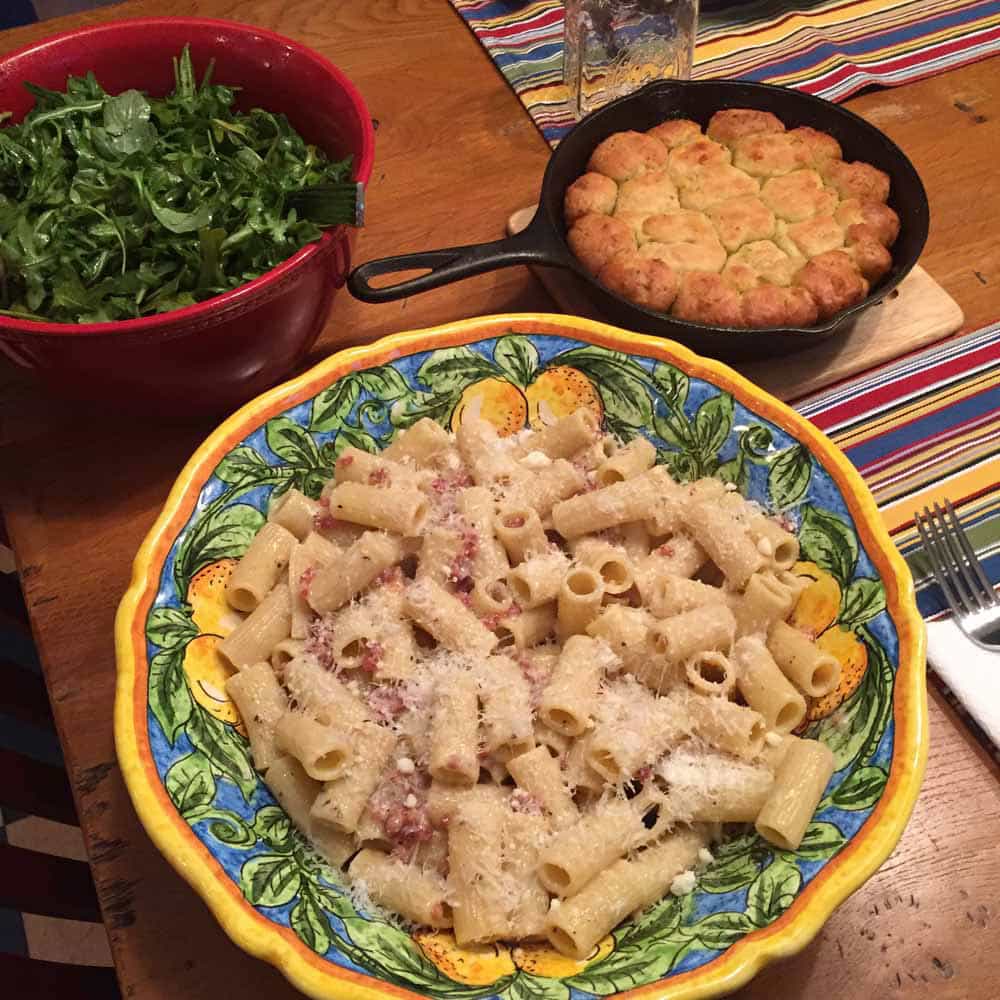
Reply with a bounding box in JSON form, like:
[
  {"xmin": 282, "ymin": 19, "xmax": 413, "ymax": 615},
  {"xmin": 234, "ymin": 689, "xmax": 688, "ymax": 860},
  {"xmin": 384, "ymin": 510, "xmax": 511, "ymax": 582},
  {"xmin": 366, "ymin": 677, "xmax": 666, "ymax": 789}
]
[
  {"xmin": 448, "ymin": 0, "xmax": 1000, "ymax": 144},
  {"xmin": 794, "ymin": 323, "xmax": 1000, "ymax": 619}
]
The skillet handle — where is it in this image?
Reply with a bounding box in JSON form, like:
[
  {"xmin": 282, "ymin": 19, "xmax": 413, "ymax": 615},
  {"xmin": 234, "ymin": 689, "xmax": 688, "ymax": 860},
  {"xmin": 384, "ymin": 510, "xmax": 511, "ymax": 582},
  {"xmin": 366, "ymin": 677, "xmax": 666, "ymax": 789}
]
[{"xmin": 348, "ymin": 211, "xmax": 566, "ymax": 303}]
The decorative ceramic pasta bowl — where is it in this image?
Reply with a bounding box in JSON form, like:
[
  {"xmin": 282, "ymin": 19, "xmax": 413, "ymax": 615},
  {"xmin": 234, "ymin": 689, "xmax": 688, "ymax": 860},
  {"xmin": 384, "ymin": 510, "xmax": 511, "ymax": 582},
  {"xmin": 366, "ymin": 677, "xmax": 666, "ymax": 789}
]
[{"xmin": 115, "ymin": 313, "xmax": 927, "ymax": 1000}]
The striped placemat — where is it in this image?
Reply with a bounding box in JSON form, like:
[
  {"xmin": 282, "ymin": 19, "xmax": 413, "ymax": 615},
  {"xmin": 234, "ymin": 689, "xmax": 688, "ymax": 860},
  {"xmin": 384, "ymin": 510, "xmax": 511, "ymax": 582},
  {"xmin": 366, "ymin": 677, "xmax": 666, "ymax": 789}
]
[
  {"xmin": 449, "ymin": 0, "xmax": 1000, "ymax": 144},
  {"xmin": 797, "ymin": 322, "xmax": 1000, "ymax": 619}
]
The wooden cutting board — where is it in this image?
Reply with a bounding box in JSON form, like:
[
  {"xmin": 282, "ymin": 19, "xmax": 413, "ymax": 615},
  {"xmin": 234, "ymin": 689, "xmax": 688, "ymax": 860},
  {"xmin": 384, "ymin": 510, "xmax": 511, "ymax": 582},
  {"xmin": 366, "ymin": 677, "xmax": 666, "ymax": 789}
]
[{"xmin": 507, "ymin": 205, "xmax": 964, "ymax": 401}]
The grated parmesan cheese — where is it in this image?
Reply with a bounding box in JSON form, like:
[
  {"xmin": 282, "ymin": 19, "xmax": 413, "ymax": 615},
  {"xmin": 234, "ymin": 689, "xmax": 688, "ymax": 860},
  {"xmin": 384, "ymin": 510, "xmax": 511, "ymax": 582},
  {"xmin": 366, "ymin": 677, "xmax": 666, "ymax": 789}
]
[
  {"xmin": 697, "ymin": 847, "xmax": 715, "ymax": 867},
  {"xmin": 670, "ymin": 870, "xmax": 697, "ymax": 896},
  {"xmin": 396, "ymin": 757, "xmax": 415, "ymax": 774},
  {"xmin": 764, "ymin": 731, "xmax": 782, "ymax": 747}
]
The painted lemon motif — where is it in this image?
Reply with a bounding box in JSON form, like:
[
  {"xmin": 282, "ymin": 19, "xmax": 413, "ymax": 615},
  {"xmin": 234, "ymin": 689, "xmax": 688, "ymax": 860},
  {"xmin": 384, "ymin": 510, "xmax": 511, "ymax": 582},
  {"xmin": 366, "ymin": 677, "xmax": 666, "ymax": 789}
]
[
  {"xmin": 450, "ymin": 377, "xmax": 528, "ymax": 437},
  {"xmin": 512, "ymin": 936, "xmax": 614, "ymax": 976},
  {"xmin": 183, "ymin": 558, "xmax": 246, "ymax": 732},
  {"xmin": 788, "ymin": 561, "xmax": 870, "ymax": 722},
  {"xmin": 806, "ymin": 626, "xmax": 869, "ymax": 722},
  {"xmin": 789, "ymin": 560, "xmax": 841, "ymax": 637},
  {"xmin": 182, "ymin": 634, "xmax": 244, "ymax": 731},
  {"xmin": 526, "ymin": 366, "xmax": 604, "ymax": 428},
  {"xmin": 187, "ymin": 558, "xmax": 243, "ymax": 636},
  {"xmin": 414, "ymin": 932, "xmax": 516, "ymax": 985}
]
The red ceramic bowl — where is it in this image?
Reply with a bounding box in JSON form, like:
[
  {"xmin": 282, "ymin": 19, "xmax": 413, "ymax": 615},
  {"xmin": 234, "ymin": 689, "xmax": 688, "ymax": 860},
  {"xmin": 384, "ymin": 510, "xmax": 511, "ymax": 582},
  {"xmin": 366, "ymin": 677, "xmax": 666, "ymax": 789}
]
[{"xmin": 0, "ymin": 18, "xmax": 375, "ymax": 414}]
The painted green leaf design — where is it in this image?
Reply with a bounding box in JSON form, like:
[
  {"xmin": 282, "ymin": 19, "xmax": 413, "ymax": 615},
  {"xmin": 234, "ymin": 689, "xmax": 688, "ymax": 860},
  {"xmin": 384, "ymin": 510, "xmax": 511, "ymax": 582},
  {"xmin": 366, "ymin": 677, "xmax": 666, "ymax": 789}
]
[
  {"xmin": 768, "ymin": 444, "xmax": 812, "ymax": 509},
  {"xmin": 738, "ymin": 424, "xmax": 773, "ymax": 463},
  {"xmin": 780, "ymin": 821, "xmax": 846, "ymax": 861},
  {"xmin": 798, "ymin": 504, "xmax": 859, "ymax": 586},
  {"xmin": 357, "ymin": 365, "xmax": 411, "ymax": 400},
  {"xmin": 566, "ymin": 895, "xmax": 692, "ymax": 995},
  {"xmin": 186, "ymin": 705, "xmax": 257, "ymax": 801},
  {"xmin": 200, "ymin": 808, "xmax": 257, "ymax": 848},
  {"xmin": 214, "ymin": 445, "xmax": 271, "ymax": 485},
  {"xmin": 265, "ymin": 415, "xmax": 322, "ymax": 467},
  {"xmin": 334, "ymin": 424, "xmax": 379, "ymax": 457},
  {"xmin": 389, "ymin": 390, "xmax": 459, "ymax": 432},
  {"xmin": 312, "ymin": 374, "xmax": 362, "ymax": 432},
  {"xmin": 716, "ymin": 454, "xmax": 748, "ymax": 494},
  {"xmin": 698, "ymin": 847, "xmax": 763, "ymax": 894},
  {"xmin": 653, "ymin": 408, "xmax": 693, "ymax": 451},
  {"xmin": 290, "ymin": 889, "xmax": 332, "ymax": 954},
  {"xmin": 417, "ymin": 347, "xmax": 495, "ymax": 393},
  {"xmin": 147, "ymin": 606, "xmax": 198, "ymax": 650},
  {"xmin": 254, "ymin": 805, "xmax": 296, "ymax": 852},
  {"xmin": 650, "ymin": 362, "xmax": 689, "ymax": 411},
  {"xmin": 690, "ymin": 910, "xmax": 756, "ymax": 950},
  {"xmin": 148, "ymin": 645, "xmax": 193, "ymax": 744},
  {"xmin": 165, "ymin": 752, "xmax": 216, "ymax": 816},
  {"xmin": 341, "ymin": 916, "xmax": 489, "ymax": 996},
  {"xmin": 746, "ymin": 858, "xmax": 801, "ymax": 926},
  {"xmin": 832, "ymin": 765, "xmax": 888, "ymax": 811},
  {"xmin": 241, "ymin": 853, "xmax": 301, "ymax": 907},
  {"xmin": 502, "ymin": 973, "xmax": 569, "ymax": 1000},
  {"xmin": 692, "ymin": 393, "xmax": 734, "ymax": 456},
  {"xmin": 186, "ymin": 503, "xmax": 266, "ymax": 574},
  {"xmin": 553, "ymin": 348, "xmax": 653, "ymax": 428},
  {"xmin": 840, "ymin": 577, "xmax": 886, "ymax": 628},
  {"xmin": 813, "ymin": 627, "xmax": 893, "ymax": 772},
  {"xmin": 494, "ymin": 336, "xmax": 539, "ymax": 388}
]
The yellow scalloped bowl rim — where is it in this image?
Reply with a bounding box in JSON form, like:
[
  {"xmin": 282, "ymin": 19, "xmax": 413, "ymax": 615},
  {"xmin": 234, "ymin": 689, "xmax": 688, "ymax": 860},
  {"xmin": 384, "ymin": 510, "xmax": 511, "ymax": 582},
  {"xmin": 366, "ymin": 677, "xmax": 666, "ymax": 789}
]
[{"xmin": 114, "ymin": 313, "xmax": 927, "ymax": 1000}]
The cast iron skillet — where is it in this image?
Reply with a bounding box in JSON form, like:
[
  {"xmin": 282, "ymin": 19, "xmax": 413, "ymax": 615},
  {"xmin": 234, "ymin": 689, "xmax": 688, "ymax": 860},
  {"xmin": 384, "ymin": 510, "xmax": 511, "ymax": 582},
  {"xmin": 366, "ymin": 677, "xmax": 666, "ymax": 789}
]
[{"xmin": 348, "ymin": 80, "xmax": 929, "ymax": 362}]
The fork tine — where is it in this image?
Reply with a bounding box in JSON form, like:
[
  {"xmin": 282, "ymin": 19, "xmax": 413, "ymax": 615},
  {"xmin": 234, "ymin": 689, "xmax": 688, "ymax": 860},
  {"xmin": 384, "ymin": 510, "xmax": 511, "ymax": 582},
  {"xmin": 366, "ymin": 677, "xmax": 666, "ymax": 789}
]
[
  {"xmin": 914, "ymin": 508, "xmax": 970, "ymax": 616},
  {"xmin": 943, "ymin": 498, "xmax": 998, "ymax": 607},
  {"xmin": 932, "ymin": 501, "xmax": 989, "ymax": 612}
]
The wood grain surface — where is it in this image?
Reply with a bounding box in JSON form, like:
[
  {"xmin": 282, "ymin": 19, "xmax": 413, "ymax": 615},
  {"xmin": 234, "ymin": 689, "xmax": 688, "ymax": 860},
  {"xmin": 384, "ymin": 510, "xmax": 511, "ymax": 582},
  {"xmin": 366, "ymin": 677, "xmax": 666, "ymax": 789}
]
[{"xmin": 1, "ymin": 2, "xmax": 999, "ymax": 998}]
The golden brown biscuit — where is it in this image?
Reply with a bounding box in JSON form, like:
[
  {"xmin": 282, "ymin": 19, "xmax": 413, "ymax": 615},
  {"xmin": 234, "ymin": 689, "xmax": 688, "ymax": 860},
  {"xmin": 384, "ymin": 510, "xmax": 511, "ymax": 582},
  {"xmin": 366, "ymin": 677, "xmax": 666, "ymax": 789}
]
[
  {"xmin": 724, "ymin": 239, "xmax": 802, "ymax": 288},
  {"xmin": 834, "ymin": 198, "xmax": 900, "ymax": 247},
  {"xmin": 566, "ymin": 109, "xmax": 893, "ymax": 328},
  {"xmin": 564, "ymin": 172, "xmax": 619, "ymax": 224},
  {"xmin": 740, "ymin": 284, "xmax": 820, "ymax": 328},
  {"xmin": 642, "ymin": 209, "xmax": 718, "ymax": 245},
  {"xmin": 614, "ymin": 169, "xmax": 680, "ymax": 217},
  {"xmin": 614, "ymin": 211, "xmax": 654, "ymax": 245},
  {"xmin": 588, "ymin": 130, "xmax": 669, "ymax": 181},
  {"xmin": 671, "ymin": 272, "xmax": 743, "ymax": 326},
  {"xmin": 785, "ymin": 126, "xmax": 843, "ymax": 168},
  {"xmin": 781, "ymin": 215, "xmax": 846, "ymax": 258},
  {"xmin": 647, "ymin": 119, "xmax": 702, "ymax": 150},
  {"xmin": 597, "ymin": 252, "xmax": 680, "ymax": 312},
  {"xmin": 679, "ymin": 164, "xmax": 760, "ymax": 211},
  {"xmin": 639, "ymin": 239, "xmax": 727, "ymax": 274},
  {"xmin": 821, "ymin": 159, "xmax": 891, "ymax": 203},
  {"xmin": 793, "ymin": 250, "xmax": 869, "ymax": 319},
  {"xmin": 845, "ymin": 224, "xmax": 893, "ymax": 282},
  {"xmin": 760, "ymin": 170, "xmax": 839, "ymax": 222},
  {"xmin": 667, "ymin": 138, "xmax": 732, "ymax": 183},
  {"xmin": 707, "ymin": 109, "xmax": 785, "ymax": 149},
  {"xmin": 706, "ymin": 196, "xmax": 776, "ymax": 252},
  {"xmin": 567, "ymin": 213, "xmax": 637, "ymax": 274},
  {"xmin": 732, "ymin": 132, "xmax": 814, "ymax": 178}
]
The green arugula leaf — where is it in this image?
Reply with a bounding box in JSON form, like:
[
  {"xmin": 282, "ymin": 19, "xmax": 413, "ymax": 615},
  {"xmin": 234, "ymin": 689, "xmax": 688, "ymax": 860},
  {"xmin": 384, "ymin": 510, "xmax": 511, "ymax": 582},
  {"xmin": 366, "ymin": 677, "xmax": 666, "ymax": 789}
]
[{"xmin": 0, "ymin": 45, "xmax": 353, "ymax": 322}]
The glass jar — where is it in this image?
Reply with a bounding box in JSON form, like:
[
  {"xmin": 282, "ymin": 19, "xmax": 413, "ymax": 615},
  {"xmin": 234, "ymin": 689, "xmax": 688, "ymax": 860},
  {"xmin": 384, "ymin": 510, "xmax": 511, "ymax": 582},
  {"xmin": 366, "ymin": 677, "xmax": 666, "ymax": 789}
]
[{"xmin": 564, "ymin": 0, "xmax": 699, "ymax": 120}]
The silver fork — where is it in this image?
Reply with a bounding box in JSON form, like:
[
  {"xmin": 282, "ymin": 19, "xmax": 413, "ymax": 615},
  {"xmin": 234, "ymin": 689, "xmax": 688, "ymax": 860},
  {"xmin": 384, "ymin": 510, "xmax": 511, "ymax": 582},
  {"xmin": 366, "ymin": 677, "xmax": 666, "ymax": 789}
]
[{"xmin": 913, "ymin": 499, "xmax": 1000, "ymax": 649}]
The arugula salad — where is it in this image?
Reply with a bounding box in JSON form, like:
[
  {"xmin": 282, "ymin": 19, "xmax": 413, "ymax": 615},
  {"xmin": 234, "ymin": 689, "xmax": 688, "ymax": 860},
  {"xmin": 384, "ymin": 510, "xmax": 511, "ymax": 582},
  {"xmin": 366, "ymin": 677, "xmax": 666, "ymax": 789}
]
[{"xmin": 0, "ymin": 46, "xmax": 354, "ymax": 323}]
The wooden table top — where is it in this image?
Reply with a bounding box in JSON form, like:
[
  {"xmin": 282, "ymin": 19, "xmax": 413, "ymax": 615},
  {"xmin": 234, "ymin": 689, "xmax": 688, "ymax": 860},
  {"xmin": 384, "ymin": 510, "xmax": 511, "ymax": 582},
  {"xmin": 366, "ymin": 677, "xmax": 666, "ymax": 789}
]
[{"xmin": 1, "ymin": 2, "xmax": 999, "ymax": 998}]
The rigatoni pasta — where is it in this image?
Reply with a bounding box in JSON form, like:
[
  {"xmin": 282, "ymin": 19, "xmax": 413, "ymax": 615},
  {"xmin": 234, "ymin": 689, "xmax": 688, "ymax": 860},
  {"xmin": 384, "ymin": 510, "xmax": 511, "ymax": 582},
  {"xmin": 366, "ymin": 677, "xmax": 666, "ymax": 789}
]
[{"xmin": 218, "ymin": 410, "xmax": 845, "ymax": 956}]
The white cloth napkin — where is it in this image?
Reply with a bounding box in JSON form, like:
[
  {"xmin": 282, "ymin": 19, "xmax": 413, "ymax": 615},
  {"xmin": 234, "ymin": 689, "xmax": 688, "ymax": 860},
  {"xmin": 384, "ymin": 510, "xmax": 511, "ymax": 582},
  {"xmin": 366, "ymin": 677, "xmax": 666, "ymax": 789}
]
[{"xmin": 926, "ymin": 617, "xmax": 1000, "ymax": 747}]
